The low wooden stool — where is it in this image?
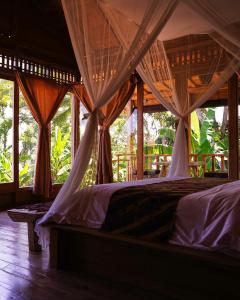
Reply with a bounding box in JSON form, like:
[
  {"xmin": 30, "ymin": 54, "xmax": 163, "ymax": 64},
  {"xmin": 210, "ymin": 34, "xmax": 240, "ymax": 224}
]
[
  {"xmin": 8, "ymin": 209, "xmax": 45, "ymax": 251},
  {"xmin": 8, "ymin": 202, "xmax": 52, "ymax": 251}
]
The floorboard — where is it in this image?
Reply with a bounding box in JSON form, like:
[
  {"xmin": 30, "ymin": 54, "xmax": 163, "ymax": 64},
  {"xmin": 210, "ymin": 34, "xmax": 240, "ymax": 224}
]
[{"xmin": 0, "ymin": 211, "xmax": 176, "ymax": 300}]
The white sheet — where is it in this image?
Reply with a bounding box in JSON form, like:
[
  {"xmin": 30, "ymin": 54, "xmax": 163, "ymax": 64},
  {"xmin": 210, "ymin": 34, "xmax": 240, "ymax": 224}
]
[
  {"xmin": 39, "ymin": 176, "xmax": 187, "ymax": 228},
  {"xmin": 36, "ymin": 176, "xmax": 187, "ymax": 248},
  {"xmin": 170, "ymin": 180, "xmax": 240, "ymax": 257}
]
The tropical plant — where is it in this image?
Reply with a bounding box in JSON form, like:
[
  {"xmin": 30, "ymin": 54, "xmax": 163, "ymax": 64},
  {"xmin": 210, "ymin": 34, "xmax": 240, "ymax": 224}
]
[
  {"xmin": 19, "ymin": 91, "xmax": 38, "ymax": 187},
  {"xmin": 19, "ymin": 163, "xmax": 32, "ymax": 187},
  {"xmin": 0, "ymin": 146, "xmax": 12, "ymax": 182},
  {"xmin": 191, "ymin": 108, "xmax": 228, "ymax": 172},
  {"xmin": 51, "ymin": 126, "xmax": 71, "ymax": 183},
  {"xmin": 0, "ymin": 79, "xmax": 13, "ymax": 183}
]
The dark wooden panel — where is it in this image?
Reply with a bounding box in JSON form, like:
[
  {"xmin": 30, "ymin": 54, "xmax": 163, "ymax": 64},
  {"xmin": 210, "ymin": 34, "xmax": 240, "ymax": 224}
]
[
  {"xmin": 137, "ymin": 78, "xmax": 144, "ymax": 179},
  {"xmin": 50, "ymin": 225, "xmax": 240, "ymax": 300},
  {"xmin": 228, "ymin": 74, "xmax": 239, "ymax": 180}
]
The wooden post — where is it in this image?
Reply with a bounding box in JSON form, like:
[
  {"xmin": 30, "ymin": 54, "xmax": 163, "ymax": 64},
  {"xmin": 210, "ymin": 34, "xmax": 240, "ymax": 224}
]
[
  {"xmin": 137, "ymin": 78, "xmax": 144, "ymax": 180},
  {"xmin": 188, "ymin": 114, "xmax": 192, "ymax": 158},
  {"xmin": 126, "ymin": 100, "xmax": 133, "ymax": 180},
  {"xmin": 126, "ymin": 100, "xmax": 133, "ymax": 154},
  {"xmin": 228, "ymin": 73, "xmax": 238, "ymax": 180},
  {"xmin": 14, "ymin": 80, "xmax": 19, "ymax": 202},
  {"xmin": 71, "ymin": 95, "xmax": 80, "ymax": 162}
]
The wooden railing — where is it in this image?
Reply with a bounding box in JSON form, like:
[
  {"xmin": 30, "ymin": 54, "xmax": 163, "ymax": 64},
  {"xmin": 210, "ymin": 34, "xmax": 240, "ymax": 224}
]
[
  {"xmin": 112, "ymin": 153, "xmax": 226, "ymax": 182},
  {"xmin": 0, "ymin": 52, "xmax": 79, "ymax": 84}
]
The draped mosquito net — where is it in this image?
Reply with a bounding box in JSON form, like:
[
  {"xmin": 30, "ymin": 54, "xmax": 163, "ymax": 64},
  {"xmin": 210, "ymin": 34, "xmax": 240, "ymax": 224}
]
[
  {"xmin": 36, "ymin": 0, "xmax": 240, "ymax": 246},
  {"xmin": 101, "ymin": 0, "xmax": 240, "ymax": 176}
]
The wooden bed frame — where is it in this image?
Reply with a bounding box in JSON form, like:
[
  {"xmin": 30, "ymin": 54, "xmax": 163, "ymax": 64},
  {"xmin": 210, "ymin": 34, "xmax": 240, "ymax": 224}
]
[{"xmin": 50, "ymin": 224, "xmax": 240, "ymax": 300}]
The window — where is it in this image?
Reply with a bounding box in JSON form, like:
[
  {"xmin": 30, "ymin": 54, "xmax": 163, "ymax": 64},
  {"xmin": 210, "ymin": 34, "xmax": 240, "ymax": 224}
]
[
  {"xmin": 0, "ymin": 79, "xmax": 14, "ymax": 183},
  {"xmin": 19, "ymin": 92, "xmax": 38, "ymax": 187},
  {"xmin": 0, "ymin": 57, "xmax": 77, "ymax": 190},
  {"xmin": 51, "ymin": 92, "xmax": 72, "ymax": 184}
]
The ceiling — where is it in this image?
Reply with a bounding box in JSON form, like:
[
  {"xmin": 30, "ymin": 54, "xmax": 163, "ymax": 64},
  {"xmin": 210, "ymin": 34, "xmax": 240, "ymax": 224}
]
[{"xmin": 0, "ymin": 0, "xmax": 78, "ymax": 71}]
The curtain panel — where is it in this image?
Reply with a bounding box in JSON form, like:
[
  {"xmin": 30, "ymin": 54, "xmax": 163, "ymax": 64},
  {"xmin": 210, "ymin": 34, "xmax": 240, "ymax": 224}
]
[
  {"xmin": 73, "ymin": 78, "xmax": 136, "ymax": 184},
  {"xmin": 96, "ymin": 78, "xmax": 136, "ymax": 184},
  {"xmin": 17, "ymin": 73, "xmax": 69, "ymax": 198}
]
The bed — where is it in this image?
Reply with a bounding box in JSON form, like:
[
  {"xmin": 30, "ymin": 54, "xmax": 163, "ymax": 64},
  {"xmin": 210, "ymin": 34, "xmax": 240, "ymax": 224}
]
[{"xmin": 48, "ymin": 177, "xmax": 240, "ymax": 299}]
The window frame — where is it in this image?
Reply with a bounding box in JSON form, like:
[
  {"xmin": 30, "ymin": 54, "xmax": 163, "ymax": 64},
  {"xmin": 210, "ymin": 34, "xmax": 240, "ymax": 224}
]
[
  {"xmin": 0, "ymin": 73, "xmax": 19, "ymax": 192},
  {"xmin": 0, "ymin": 77, "xmax": 77, "ymax": 193}
]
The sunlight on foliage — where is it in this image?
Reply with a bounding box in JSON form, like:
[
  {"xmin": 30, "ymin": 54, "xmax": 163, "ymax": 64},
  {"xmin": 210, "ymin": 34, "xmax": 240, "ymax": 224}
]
[
  {"xmin": 0, "ymin": 79, "xmax": 13, "ymax": 183},
  {"xmin": 51, "ymin": 93, "xmax": 72, "ymax": 184},
  {"xmin": 111, "ymin": 105, "xmax": 229, "ymax": 181}
]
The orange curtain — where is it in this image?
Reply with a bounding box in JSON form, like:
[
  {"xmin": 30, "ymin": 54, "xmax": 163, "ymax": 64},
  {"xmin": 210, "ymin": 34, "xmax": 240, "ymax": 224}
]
[
  {"xmin": 73, "ymin": 79, "xmax": 136, "ymax": 184},
  {"xmin": 17, "ymin": 73, "xmax": 69, "ymax": 198},
  {"xmin": 97, "ymin": 78, "xmax": 136, "ymax": 184}
]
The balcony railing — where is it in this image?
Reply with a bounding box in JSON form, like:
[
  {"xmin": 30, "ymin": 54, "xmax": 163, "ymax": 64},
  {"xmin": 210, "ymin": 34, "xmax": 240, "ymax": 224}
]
[{"xmin": 112, "ymin": 153, "xmax": 226, "ymax": 182}]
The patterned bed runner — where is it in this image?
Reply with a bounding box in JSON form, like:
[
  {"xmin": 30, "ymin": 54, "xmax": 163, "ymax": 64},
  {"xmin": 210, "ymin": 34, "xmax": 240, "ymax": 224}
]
[{"xmin": 102, "ymin": 178, "xmax": 231, "ymax": 242}]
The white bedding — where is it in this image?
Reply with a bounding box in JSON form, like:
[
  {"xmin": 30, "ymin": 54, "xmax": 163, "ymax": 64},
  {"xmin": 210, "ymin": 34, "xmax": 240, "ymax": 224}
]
[
  {"xmin": 170, "ymin": 180, "xmax": 240, "ymax": 257},
  {"xmin": 36, "ymin": 176, "xmax": 187, "ymax": 248},
  {"xmin": 39, "ymin": 176, "xmax": 187, "ymax": 228}
]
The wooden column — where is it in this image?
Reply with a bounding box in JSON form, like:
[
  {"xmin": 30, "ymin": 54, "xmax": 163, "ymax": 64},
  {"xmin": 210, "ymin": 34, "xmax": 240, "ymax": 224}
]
[
  {"xmin": 228, "ymin": 73, "xmax": 238, "ymax": 179},
  {"xmin": 13, "ymin": 80, "xmax": 19, "ymax": 198},
  {"xmin": 126, "ymin": 100, "xmax": 133, "ymax": 154},
  {"xmin": 126, "ymin": 100, "xmax": 133, "ymax": 181},
  {"xmin": 71, "ymin": 95, "xmax": 80, "ymax": 162},
  {"xmin": 137, "ymin": 78, "xmax": 144, "ymax": 180},
  {"xmin": 188, "ymin": 114, "xmax": 191, "ymax": 157}
]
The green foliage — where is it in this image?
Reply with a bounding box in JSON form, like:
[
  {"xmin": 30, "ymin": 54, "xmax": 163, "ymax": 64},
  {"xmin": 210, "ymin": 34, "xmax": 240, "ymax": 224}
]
[
  {"xmin": 111, "ymin": 106, "xmax": 229, "ymax": 181},
  {"xmin": 191, "ymin": 108, "xmax": 228, "ymax": 154},
  {"xmin": 51, "ymin": 126, "xmax": 71, "ymax": 184},
  {"xmin": 111, "ymin": 114, "xmax": 133, "ymax": 155},
  {"xmin": 51, "ymin": 93, "xmax": 72, "ymax": 183},
  {"xmin": 0, "ymin": 84, "xmax": 72, "ymax": 186},
  {"xmin": 19, "ymin": 92, "xmax": 38, "ymax": 187},
  {"xmin": 0, "ymin": 146, "xmax": 12, "ymax": 182},
  {"xmin": 191, "ymin": 111, "xmax": 200, "ymax": 144},
  {"xmin": 111, "ymin": 110, "xmax": 176, "ymax": 181},
  {"xmin": 19, "ymin": 163, "xmax": 32, "ymax": 187},
  {"xmin": 191, "ymin": 107, "xmax": 228, "ymax": 172},
  {"xmin": 0, "ymin": 79, "xmax": 13, "ymax": 183}
]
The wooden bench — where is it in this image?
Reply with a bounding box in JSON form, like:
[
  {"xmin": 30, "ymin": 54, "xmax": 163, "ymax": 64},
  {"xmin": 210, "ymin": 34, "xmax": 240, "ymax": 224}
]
[{"xmin": 8, "ymin": 202, "xmax": 52, "ymax": 252}]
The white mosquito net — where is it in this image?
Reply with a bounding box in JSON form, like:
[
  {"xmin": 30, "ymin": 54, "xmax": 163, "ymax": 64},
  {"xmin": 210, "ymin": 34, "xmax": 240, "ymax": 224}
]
[
  {"xmin": 101, "ymin": 0, "xmax": 240, "ymax": 176},
  {"xmin": 36, "ymin": 0, "xmax": 240, "ymax": 247}
]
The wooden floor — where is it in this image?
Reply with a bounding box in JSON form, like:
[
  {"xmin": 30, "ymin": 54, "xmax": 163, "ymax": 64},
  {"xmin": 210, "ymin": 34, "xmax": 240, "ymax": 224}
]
[{"xmin": 0, "ymin": 211, "xmax": 176, "ymax": 300}]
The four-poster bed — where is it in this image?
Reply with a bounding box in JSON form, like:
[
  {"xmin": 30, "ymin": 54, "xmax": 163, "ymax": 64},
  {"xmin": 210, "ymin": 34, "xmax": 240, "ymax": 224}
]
[
  {"xmin": 1, "ymin": 0, "xmax": 240, "ymax": 298},
  {"xmin": 35, "ymin": 0, "xmax": 240, "ymax": 240},
  {"xmin": 42, "ymin": 1, "xmax": 240, "ymax": 298},
  {"xmin": 47, "ymin": 178, "xmax": 240, "ymax": 300}
]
